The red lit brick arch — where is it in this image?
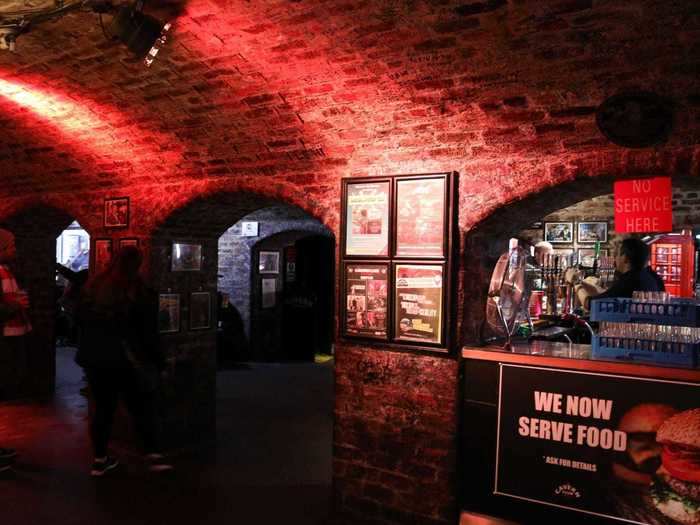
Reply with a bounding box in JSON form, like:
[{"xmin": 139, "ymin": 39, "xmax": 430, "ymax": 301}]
[
  {"xmin": 0, "ymin": 205, "xmax": 90, "ymax": 398},
  {"xmin": 460, "ymin": 174, "xmax": 700, "ymax": 344}
]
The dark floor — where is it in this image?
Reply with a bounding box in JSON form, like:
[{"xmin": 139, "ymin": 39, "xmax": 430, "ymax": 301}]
[{"xmin": 0, "ymin": 347, "xmax": 334, "ymax": 525}]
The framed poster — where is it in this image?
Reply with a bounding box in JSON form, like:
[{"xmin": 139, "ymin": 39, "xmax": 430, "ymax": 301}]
[
  {"xmin": 344, "ymin": 262, "xmax": 389, "ymax": 340},
  {"xmin": 171, "ymin": 243, "xmax": 202, "ymax": 272},
  {"xmin": 158, "ymin": 293, "xmax": 180, "ymax": 333},
  {"xmin": 495, "ymin": 364, "xmax": 699, "ymax": 525},
  {"xmin": 393, "ymin": 263, "xmax": 444, "ymax": 345},
  {"xmin": 261, "ymin": 278, "xmax": 276, "ymax": 308},
  {"xmin": 577, "ymin": 222, "xmax": 608, "ymax": 244},
  {"xmin": 94, "ymin": 239, "xmax": 113, "ymax": 274},
  {"xmin": 395, "ymin": 176, "xmax": 446, "ymax": 258},
  {"xmin": 189, "ymin": 292, "xmax": 211, "ymax": 330},
  {"xmin": 104, "ymin": 197, "xmax": 129, "ymax": 228},
  {"xmin": 343, "ymin": 179, "xmax": 390, "ymax": 257},
  {"xmin": 259, "ymin": 251, "xmax": 280, "ymax": 274},
  {"xmin": 119, "ymin": 238, "xmax": 139, "ymax": 250},
  {"xmin": 578, "ymin": 248, "xmax": 609, "ymax": 267},
  {"xmin": 544, "ymin": 222, "xmax": 573, "ymax": 244}
]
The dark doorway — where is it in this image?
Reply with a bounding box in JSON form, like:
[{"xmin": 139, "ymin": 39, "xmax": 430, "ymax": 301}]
[{"xmin": 251, "ymin": 233, "xmax": 334, "ymax": 362}]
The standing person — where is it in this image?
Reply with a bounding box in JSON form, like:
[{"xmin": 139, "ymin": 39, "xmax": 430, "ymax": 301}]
[
  {"xmin": 76, "ymin": 246, "xmax": 172, "ymax": 476},
  {"xmin": 0, "ymin": 228, "xmax": 32, "ymax": 471}
]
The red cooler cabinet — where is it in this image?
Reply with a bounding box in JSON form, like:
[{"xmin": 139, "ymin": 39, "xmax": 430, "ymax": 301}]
[{"xmin": 649, "ymin": 231, "xmax": 696, "ymax": 298}]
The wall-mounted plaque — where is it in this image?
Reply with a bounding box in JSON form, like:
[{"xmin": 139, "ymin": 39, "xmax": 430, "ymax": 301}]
[
  {"xmin": 259, "ymin": 251, "xmax": 280, "ymax": 274},
  {"xmin": 395, "ymin": 176, "xmax": 446, "ymax": 257},
  {"xmin": 344, "ymin": 180, "xmax": 390, "ymax": 257},
  {"xmin": 158, "ymin": 293, "xmax": 180, "ymax": 333},
  {"xmin": 393, "ymin": 264, "xmax": 444, "ymax": 344},
  {"xmin": 189, "ymin": 292, "xmax": 211, "ymax": 330},
  {"xmin": 344, "ymin": 263, "xmax": 389, "ymax": 340}
]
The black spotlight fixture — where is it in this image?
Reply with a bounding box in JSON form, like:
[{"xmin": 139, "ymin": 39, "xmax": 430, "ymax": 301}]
[{"xmin": 111, "ymin": 1, "xmax": 171, "ymax": 66}]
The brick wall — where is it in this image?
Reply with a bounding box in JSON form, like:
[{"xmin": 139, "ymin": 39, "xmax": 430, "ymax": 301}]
[
  {"xmin": 217, "ymin": 205, "xmax": 330, "ymax": 340},
  {"xmin": 0, "ymin": 1, "xmax": 698, "ymax": 523}
]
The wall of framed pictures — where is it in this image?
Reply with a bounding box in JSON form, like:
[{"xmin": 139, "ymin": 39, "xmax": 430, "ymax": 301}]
[{"xmin": 340, "ymin": 172, "xmax": 456, "ymax": 351}]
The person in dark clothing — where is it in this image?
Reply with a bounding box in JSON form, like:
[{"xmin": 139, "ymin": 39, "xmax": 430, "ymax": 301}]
[
  {"xmin": 76, "ymin": 246, "xmax": 171, "ymax": 476},
  {"xmin": 56, "ymin": 263, "xmax": 89, "ymax": 346},
  {"xmin": 578, "ymin": 237, "xmax": 665, "ymax": 308}
]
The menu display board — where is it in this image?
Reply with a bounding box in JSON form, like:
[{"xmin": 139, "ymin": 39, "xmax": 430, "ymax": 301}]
[
  {"xmin": 395, "ymin": 177, "xmax": 446, "ymax": 257},
  {"xmin": 394, "ymin": 264, "xmax": 444, "ymax": 344},
  {"xmin": 344, "ymin": 263, "xmax": 389, "ymax": 339},
  {"xmin": 345, "ymin": 180, "xmax": 390, "ymax": 257},
  {"xmin": 496, "ymin": 364, "xmax": 700, "ymax": 525}
]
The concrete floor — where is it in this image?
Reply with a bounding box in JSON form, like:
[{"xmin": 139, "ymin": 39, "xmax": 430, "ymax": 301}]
[{"xmin": 0, "ymin": 347, "xmax": 334, "ymax": 525}]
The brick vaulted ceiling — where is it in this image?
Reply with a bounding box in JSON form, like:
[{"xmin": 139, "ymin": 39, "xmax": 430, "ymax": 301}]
[{"xmin": 0, "ymin": 1, "xmax": 698, "ymax": 226}]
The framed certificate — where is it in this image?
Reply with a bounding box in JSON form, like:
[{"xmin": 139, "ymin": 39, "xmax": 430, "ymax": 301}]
[
  {"xmin": 393, "ymin": 263, "xmax": 444, "ymax": 345},
  {"xmin": 343, "ymin": 179, "xmax": 390, "ymax": 257},
  {"xmin": 394, "ymin": 175, "xmax": 447, "ymax": 258},
  {"xmin": 343, "ymin": 262, "xmax": 389, "ymax": 340}
]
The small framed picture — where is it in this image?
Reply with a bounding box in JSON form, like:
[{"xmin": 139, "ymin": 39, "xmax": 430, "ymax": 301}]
[
  {"xmin": 543, "ymin": 222, "xmax": 573, "ymax": 244},
  {"xmin": 578, "ymin": 248, "xmax": 609, "ymax": 267},
  {"xmin": 189, "ymin": 292, "xmax": 211, "ymax": 330},
  {"xmin": 119, "ymin": 238, "xmax": 139, "ymax": 250},
  {"xmin": 552, "ymin": 248, "xmax": 574, "ymax": 257},
  {"xmin": 158, "ymin": 293, "xmax": 180, "ymax": 333},
  {"xmin": 104, "ymin": 197, "xmax": 129, "ymax": 228},
  {"xmin": 259, "ymin": 251, "xmax": 280, "ymax": 274},
  {"xmin": 577, "ymin": 222, "xmax": 608, "ymax": 244},
  {"xmin": 94, "ymin": 239, "xmax": 113, "ymax": 274},
  {"xmin": 171, "ymin": 243, "xmax": 202, "ymax": 272},
  {"xmin": 262, "ymin": 278, "xmax": 276, "ymax": 308}
]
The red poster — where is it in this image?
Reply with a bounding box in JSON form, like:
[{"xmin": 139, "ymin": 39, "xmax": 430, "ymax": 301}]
[
  {"xmin": 396, "ymin": 177, "xmax": 445, "ymax": 257},
  {"xmin": 614, "ymin": 177, "xmax": 672, "ymax": 233}
]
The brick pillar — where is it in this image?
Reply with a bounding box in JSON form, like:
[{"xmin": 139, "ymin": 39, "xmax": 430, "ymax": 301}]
[{"xmin": 334, "ymin": 343, "xmax": 460, "ymax": 525}]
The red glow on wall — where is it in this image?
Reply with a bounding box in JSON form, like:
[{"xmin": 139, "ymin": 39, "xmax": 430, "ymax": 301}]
[{"xmin": 0, "ymin": 76, "xmax": 183, "ymax": 173}]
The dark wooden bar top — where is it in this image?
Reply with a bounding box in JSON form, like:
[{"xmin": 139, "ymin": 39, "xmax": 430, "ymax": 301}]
[{"xmin": 462, "ymin": 341, "xmax": 700, "ymax": 383}]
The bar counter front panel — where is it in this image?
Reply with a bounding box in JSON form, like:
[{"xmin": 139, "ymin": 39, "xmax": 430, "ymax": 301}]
[{"xmin": 460, "ymin": 342, "xmax": 700, "ymax": 525}]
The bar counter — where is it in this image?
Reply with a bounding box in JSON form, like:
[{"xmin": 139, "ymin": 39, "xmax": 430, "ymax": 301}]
[{"xmin": 462, "ymin": 341, "xmax": 699, "ymax": 382}]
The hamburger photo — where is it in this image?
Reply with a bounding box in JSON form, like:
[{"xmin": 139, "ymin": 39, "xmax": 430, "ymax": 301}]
[
  {"xmin": 651, "ymin": 408, "xmax": 700, "ymax": 525},
  {"xmin": 613, "ymin": 403, "xmax": 678, "ymax": 486}
]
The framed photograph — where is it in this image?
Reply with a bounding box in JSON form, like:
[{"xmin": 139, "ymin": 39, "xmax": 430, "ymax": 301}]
[
  {"xmin": 93, "ymin": 239, "xmax": 113, "ymax": 274},
  {"xmin": 395, "ymin": 175, "xmax": 447, "ymax": 258},
  {"xmin": 343, "ymin": 262, "xmax": 389, "ymax": 340},
  {"xmin": 393, "ymin": 263, "xmax": 444, "ymax": 345},
  {"xmin": 171, "ymin": 243, "xmax": 202, "ymax": 272},
  {"xmin": 343, "ymin": 179, "xmax": 391, "ymax": 257},
  {"xmin": 104, "ymin": 197, "xmax": 129, "ymax": 228},
  {"xmin": 189, "ymin": 292, "xmax": 211, "ymax": 330},
  {"xmin": 261, "ymin": 278, "xmax": 276, "ymax": 308},
  {"xmin": 158, "ymin": 293, "xmax": 180, "ymax": 333},
  {"xmin": 578, "ymin": 248, "xmax": 609, "ymax": 267},
  {"xmin": 577, "ymin": 221, "xmax": 608, "ymax": 244},
  {"xmin": 119, "ymin": 238, "xmax": 139, "ymax": 250},
  {"xmin": 543, "ymin": 222, "xmax": 573, "ymax": 244},
  {"xmin": 259, "ymin": 251, "xmax": 280, "ymax": 274}
]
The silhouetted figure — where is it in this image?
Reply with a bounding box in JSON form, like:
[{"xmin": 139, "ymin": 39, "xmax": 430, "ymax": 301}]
[
  {"xmin": 0, "ymin": 228, "xmax": 31, "ymax": 471},
  {"xmin": 217, "ymin": 292, "xmax": 248, "ymax": 367},
  {"xmin": 76, "ymin": 246, "xmax": 172, "ymax": 476},
  {"xmin": 56, "ymin": 263, "xmax": 88, "ymax": 346}
]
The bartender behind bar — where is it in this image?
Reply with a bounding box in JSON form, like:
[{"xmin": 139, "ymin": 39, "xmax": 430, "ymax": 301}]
[{"xmin": 577, "ymin": 237, "xmax": 664, "ymax": 308}]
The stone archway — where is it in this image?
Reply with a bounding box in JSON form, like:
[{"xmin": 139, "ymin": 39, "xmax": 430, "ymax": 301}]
[
  {"xmin": 460, "ymin": 174, "xmax": 700, "ymax": 344},
  {"xmin": 0, "ymin": 205, "xmax": 86, "ymax": 398}
]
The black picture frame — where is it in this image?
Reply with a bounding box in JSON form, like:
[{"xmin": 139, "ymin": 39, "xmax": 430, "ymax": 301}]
[
  {"xmin": 104, "ymin": 197, "xmax": 129, "ymax": 228},
  {"xmin": 189, "ymin": 292, "xmax": 211, "ymax": 330},
  {"xmin": 342, "ymin": 261, "xmax": 390, "ymax": 341},
  {"xmin": 93, "ymin": 238, "xmax": 113, "ymax": 274},
  {"xmin": 171, "ymin": 242, "xmax": 202, "ymax": 272},
  {"xmin": 577, "ymin": 221, "xmax": 608, "ymax": 244},
  {"xmin": 392, "ymin": 262, "xmax": 446, "ymax": 347},
  {"xmin": 158, "ymin": 293, "xmax": 180, "ymax": 334},
  {"xmin": 543, "ymin": 222, "xmax": 574, "ymax": 244},
  {"xmin": 259, "ymin": 251, "xmax": 280, "ymax": 274},
  {"xmin": 341, "ymin": 178, "xmax": 391, "ymax": 258},
  {"xmin": 394, "ymin": 174, "xmax": 449, "ymax": 259}
]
